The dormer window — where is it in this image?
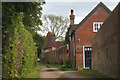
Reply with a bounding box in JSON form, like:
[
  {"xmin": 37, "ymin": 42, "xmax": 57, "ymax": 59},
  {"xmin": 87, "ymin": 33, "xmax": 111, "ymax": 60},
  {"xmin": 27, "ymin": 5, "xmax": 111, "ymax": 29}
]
[{"xmin": 93, "ymin": 22, "xmax": 103, "ymax": 32}]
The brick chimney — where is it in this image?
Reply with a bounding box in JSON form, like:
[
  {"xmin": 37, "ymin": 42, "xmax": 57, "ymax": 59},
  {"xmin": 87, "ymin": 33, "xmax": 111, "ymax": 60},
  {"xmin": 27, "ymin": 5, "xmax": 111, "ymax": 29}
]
[{"xmin": 70, "ymin": 9, "xmax": 75, "ymax": 25}]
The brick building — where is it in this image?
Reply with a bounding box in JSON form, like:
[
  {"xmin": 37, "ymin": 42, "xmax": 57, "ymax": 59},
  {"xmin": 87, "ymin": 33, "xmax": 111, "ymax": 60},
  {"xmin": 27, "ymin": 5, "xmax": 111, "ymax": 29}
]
[
  {"xmin": 92, "ymin": 3, "xmax": 120, "ymax": 78},
  {"xmin": 44, "ymin": 32, "xmax": 64, "ymax": 52},
  {"xmin": 68, "ymin": 2, "xmax": 111, "ymax": 69}
]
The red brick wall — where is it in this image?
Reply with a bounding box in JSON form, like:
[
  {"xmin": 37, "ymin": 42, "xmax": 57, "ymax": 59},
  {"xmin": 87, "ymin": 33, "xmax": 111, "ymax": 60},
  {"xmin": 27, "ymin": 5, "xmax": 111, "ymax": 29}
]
[
  {"xmin": 76, "ymin": 6, "xmax": 110, "ymax": 47},
  {"xmin": 70, "ymin": 6, "xmax": 110, "ymax": 68}
]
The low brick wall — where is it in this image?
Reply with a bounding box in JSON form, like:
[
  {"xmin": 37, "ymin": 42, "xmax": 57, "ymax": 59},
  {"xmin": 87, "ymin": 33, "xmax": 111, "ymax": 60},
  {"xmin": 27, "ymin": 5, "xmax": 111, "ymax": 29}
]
[
  {"xmin": 92, "ymin": 3, "xmax": 120, "ymax": 78},
  {"xmin": 40, "ymin": 45, "xmax": 69, "ymax": 64}
]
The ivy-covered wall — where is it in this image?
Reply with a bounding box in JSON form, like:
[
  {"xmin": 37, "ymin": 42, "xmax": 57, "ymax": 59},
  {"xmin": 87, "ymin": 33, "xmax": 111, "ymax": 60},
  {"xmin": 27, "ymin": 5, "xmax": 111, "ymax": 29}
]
[{"xmin": 2, "ymin": 13, "xmax": 37, "ymax": 79}]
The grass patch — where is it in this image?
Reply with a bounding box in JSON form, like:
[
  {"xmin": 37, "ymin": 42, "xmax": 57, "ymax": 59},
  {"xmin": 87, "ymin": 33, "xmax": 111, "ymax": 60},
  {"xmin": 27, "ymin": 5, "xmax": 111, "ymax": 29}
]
[
  {"xmin": 79, "ymin": 69, "xmax": 110, "ymax": 78},
  {"xmin": 58, "ymin": 65, "xmax": 75, "ymax": 71},
  {"xmin": 20, "ymin": 65, "xmax": 42, "ymax": 78}
]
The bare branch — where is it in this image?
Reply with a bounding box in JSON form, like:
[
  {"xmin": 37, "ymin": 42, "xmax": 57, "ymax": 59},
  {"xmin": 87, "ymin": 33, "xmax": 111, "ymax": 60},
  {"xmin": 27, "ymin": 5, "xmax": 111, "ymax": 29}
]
[{"xmin": 41, "ymin": 14, "xmax": 69, "ymax": 40}]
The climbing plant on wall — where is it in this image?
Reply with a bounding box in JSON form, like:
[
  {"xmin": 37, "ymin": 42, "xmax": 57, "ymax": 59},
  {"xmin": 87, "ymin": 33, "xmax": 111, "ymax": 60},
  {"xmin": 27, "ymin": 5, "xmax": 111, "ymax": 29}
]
[
  {"xmin": 2, "ymin": 2, "xmax": 45, "ymax": 78},
  {"xmin": 2, "ymin": 12, "xmax": 37, "ymax": 79}
]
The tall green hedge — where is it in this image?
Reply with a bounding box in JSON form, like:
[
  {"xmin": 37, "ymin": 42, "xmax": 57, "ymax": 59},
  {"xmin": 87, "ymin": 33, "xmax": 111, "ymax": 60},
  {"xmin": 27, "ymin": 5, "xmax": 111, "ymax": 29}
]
[{"xmin": 2, "ymin": 13, "xmax": 37, "ymax": 79}]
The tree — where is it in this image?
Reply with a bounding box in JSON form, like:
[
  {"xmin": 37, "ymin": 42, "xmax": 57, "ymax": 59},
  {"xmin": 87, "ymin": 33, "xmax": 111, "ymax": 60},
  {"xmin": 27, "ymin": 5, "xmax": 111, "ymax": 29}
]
[
  {"xmin": 41, "ymin": 14, "xmax": 69, "ymax": 41},
  {"xmin": 2, "ymin": 2, "xmax": 45, "ymax": 56},
  {"xmin": 2, "ymin": 2, "xmax": 45, "ymax": 78},
  {"xmin": 2, "ymin": 2, "xmax": 44, "ymax": 37}
]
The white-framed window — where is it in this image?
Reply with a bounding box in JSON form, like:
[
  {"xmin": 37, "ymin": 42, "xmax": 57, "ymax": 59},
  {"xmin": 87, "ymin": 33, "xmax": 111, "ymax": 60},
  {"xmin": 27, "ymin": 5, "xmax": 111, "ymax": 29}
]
[{"xmin": 93, "ymin": 22, "xmax": 103, "ymax": 32}]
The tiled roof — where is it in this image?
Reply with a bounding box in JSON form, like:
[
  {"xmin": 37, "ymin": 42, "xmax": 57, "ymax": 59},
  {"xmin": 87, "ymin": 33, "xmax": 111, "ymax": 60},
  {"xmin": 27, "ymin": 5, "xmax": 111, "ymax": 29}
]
[{"xmin": 45, "ymin": 32, "xmax": 64, "ymax": 49}]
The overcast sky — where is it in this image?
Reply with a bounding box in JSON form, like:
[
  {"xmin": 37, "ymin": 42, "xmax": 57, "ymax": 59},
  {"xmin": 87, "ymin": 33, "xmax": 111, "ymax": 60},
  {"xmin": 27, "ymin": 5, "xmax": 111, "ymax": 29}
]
[
  {"xmin": 42, "ymin": 0, "xmax": 119, "ymax": 24},
  {"xmin": 38, "ymin": 0, "xmax": 119, "ymax": 36}
]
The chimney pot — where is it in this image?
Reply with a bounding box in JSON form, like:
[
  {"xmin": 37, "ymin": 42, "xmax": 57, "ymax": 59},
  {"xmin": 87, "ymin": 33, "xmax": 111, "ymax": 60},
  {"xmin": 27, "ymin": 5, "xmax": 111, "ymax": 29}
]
[
  {"xmin": 71, "ymin": 9, "xmax": 74, "ymax": 15},
  {"xmin": 70, "ymin": 9, "xmax": 75, "ymax": 25}
]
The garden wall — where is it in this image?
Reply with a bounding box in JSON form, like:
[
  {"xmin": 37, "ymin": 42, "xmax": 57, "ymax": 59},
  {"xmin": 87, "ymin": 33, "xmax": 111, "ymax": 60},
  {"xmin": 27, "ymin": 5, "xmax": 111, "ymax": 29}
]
[{"xmin": 40, "ymin": 45, "xmax": 69, "ymax": 64}]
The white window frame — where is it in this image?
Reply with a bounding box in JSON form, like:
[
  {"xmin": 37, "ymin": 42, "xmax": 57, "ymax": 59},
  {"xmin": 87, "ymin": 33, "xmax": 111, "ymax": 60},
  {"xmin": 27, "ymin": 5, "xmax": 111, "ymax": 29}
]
[{"xmin": 93, "ymin": 22, "xmax": 103, "ymax": 32}]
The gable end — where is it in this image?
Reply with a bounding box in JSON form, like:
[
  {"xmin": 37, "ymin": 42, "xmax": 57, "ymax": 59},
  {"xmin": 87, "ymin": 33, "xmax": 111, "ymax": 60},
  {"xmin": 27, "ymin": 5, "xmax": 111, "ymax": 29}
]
[{"xmin": 73, "ymin": 2, "xmax": 111, "ymax": 32}]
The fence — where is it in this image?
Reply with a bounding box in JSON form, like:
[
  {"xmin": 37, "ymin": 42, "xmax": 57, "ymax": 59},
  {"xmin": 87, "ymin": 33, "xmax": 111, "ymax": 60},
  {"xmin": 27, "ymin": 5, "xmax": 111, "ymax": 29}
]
[{"xmin": 40, "ymin": 45, "xmax": 69, "ymax": 64}]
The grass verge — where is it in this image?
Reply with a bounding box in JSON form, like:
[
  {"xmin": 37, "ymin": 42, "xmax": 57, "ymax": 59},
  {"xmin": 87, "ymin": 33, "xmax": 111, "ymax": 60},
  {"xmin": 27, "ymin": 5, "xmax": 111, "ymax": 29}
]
[
  {"xmin": 79, "ymin": 69, "xmax": 111, "ymax": 78},
  {"xmin": 20, "ymin": 65, "xmax": 42, "ymax": 78}
]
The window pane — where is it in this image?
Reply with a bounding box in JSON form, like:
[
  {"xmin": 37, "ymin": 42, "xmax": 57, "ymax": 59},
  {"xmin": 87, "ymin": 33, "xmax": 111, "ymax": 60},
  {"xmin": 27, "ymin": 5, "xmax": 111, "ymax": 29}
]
[
  {"xmin": 95, "ymin": 26, "xmax": 96, "ymax": 30},
  {"xmin": 95, "ymin": 24, "xmax": 96, "ymax": 27},
  {"xmin": 96, "ymin": 27, "xmax": 98, "ymax": 30},
  {"xmin": 96, "ymin": 24, "xmax": 98, "ymax": 27}
]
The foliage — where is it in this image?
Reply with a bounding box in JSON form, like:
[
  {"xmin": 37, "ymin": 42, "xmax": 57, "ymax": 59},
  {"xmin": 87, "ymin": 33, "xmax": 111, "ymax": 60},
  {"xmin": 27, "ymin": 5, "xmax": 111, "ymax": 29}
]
[
  {"xmin": 64, "ymin": 60, "xmax": 72, "ymax": 68},
  {"xmin": 58, "ymin": 60, "xmax": 72, "ymax": 71},
  {"xmin": 2, "ymin": 2, "xmax": 45, "ymax": 58},
  {"xmin": 33, "ymin": 33, "xmax": 45, "ymax": 55},
  {"xmin": 2, "ymin": 13, "xmax": 37, "ymax": 79},
  {"xmin": 41, "ymin": 14, "xmax": 69, "ymax": 41},
  {"xmin": 58, "ymin": 65, "xmax": 74, "ymax": 71},
  {"xmin": 2, "ymin": 2, "xmax": 45, "ymax": 78},
  {"xmin": 2, "ymin": 2, "xmax": 43, "ymax": 36},
  {"xmin": 78, "ymin": 64, "xmax": 83, "ymax": 67},
  {"xmin": 2, "ymin": 2, "xmax": 45, "ymax": 79},
  {"xmin": 64, "ymin": 28, "xmax": 69, "ymax": 44},
  {"xmin": 58, "ymin": 65, "xmax": 66, "ymax": 71}
]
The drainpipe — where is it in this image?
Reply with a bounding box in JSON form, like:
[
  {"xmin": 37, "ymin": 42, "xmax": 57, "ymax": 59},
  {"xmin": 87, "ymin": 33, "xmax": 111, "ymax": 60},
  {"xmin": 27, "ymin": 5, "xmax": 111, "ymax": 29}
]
[{"xmin": 74, "ymin": 31, "xmax": 76, "ymax": 68}]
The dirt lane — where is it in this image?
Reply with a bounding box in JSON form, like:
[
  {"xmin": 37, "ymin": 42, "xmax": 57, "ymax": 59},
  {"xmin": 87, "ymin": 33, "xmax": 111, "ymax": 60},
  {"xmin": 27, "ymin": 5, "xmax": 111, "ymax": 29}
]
[{"xmin": 39, "ymin": 64, "xmax": 87, "ymax": 78}]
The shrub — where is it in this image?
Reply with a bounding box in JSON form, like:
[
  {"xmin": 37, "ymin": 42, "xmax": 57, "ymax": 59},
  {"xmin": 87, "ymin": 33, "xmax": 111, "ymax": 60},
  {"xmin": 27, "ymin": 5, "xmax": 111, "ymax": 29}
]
[
  {"xmin": 58, "ymin": 60, "xmax": 72, "ymax": 71},
  {"xmin": 64, "ymin": 60, "xmax": 72, "ymax": 68},
  {"xmin": 58, "ymin": 65, "xmax": 66, "ymax": 71}
]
